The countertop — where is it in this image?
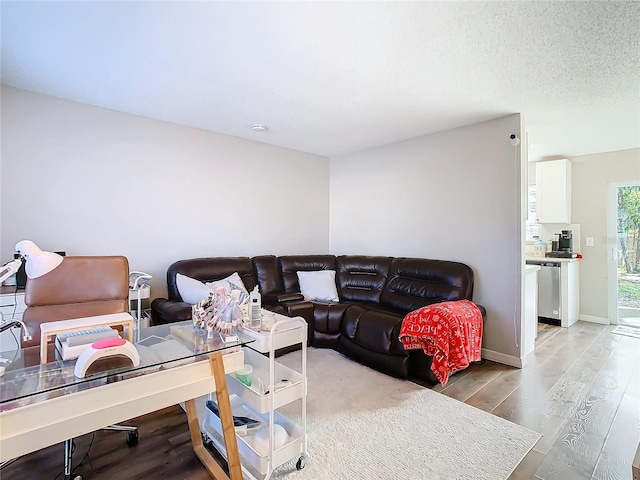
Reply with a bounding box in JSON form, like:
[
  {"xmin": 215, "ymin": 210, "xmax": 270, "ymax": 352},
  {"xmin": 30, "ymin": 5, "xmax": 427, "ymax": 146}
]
[
  {"xmin": 525, "ymin": 256, "xmax": 581, "ymax": 264},
  {"xmin": 525, "ymin": 264, "xmax": 541, "ymax": 272}
]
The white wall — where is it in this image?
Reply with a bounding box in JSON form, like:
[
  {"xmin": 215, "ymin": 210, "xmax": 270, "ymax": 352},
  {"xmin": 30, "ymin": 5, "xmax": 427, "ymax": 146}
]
[
  {"xmin": 330, "ymin": 115, "xmax": 525, "ymax": 363},
  {"xmin": 1, "ymin": 87, "xmax": 330, "ymax": 297},
  {"xmin": 1, "ymin": 86, "xmax": 527, "ymax": 363},
  {"xmin": 571, "ymin": 148, "xmax": 640, "ymax": 321}
]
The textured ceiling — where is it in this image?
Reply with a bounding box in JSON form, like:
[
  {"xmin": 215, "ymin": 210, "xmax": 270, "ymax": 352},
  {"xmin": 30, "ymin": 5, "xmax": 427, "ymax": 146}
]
[{"xmin": 1, "ymin": 1, "xmax": 639, "ymax": 160}]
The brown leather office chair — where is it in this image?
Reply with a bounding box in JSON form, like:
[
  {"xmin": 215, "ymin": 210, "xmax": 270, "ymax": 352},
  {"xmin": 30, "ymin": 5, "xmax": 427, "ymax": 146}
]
[
  {"xmin": 21, "ymin": 255, "xmax": 137, "ymax": 480},
  {"xmin": 22, "ymin": 255, "xmax": 130, "ymax": 351}
]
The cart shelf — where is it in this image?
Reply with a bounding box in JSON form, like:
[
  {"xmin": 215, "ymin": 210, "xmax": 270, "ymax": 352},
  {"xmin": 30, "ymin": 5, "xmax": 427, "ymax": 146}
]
[{"xmin": 200, "ymin": 315, "xmax": 308, "ymax": 480}]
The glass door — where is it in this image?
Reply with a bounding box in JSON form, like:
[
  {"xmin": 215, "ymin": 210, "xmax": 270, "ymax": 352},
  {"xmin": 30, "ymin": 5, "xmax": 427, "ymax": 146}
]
[{"xmin": 609, "ymin": 182, "xmax": 640, "ymax": 327}]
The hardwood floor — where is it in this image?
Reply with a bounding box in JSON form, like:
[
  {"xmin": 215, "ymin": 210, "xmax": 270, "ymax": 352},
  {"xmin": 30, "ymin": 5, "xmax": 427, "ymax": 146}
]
[
  {"xmin": 433, "ymin": 321, "xmax": 640, "ymax": 480},
  {"xmin": 2, "ymin": 321, "xmax": 638, "ymax": 479},
  {"xmin": 2, "ymin": 405, "xmax": 216, "ymax": 480}
]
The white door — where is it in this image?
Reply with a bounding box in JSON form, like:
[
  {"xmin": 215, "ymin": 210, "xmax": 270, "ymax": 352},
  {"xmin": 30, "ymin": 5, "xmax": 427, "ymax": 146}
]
[{"xmin": 608, "ymin": 181, "xmax": 640, "ymax": 326}]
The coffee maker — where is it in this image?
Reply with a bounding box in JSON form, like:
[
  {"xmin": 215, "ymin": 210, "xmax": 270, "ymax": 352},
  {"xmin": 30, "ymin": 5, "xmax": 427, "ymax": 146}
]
[
  {"xmin": 546, "ymin": 230, "xmax": 577, "ymax": 258},
  {"xmin": 559, "ymin": 230, "xmax": 573, "ymax": 252}
]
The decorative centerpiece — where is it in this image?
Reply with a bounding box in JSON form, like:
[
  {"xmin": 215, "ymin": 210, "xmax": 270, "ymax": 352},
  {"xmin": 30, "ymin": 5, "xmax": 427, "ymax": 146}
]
[{"xmin": 192, "ymin": 287, "xmax": 246, "ymax": 337}]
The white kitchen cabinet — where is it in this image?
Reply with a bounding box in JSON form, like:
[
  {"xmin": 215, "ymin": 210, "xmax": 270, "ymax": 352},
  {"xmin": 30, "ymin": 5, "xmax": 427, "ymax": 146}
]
[
  {"xmin": 561, "ymin": 260, "xmax": 580, "ymax": 328},
  {"xmin": 535, "ymin": 159, "xmax": 572, "ymax": 224}
]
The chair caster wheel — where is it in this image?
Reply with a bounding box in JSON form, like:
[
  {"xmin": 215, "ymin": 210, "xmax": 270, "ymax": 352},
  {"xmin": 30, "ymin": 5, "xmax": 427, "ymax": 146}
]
[
  {"xmin": 126, "ymin": 429, "xmax": 139, "ymax": 446},
  {"xmin": 71, "ymin": 474, "xmax": 83, "ymax": 480},
  {"xmin": 296, "ymin": 456, "xmax": 306, "ymax": 470}
]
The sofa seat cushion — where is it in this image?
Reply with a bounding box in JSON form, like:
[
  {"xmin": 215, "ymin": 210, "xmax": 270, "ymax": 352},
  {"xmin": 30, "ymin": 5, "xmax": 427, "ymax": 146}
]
[
  {"xmin": 310, "ymin": 302, "xmax": 350, "ymax": 348},
  {"xmin": 337, "ymin": 305, "xmax": 410, "ymax": 378},
  {"xmin": 338, "ymin": 336, "xmax": 409, "ymax": 379}
]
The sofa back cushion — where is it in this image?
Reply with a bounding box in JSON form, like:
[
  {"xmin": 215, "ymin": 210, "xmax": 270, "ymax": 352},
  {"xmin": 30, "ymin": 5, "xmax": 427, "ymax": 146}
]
[
  {"xmin": 278, "ymin": 255, "xmax": 336, "ymax": 293},
  {"xmin": 167, "ymin": 257, "xmax": 256, "ymax": 302},
  {"xmin": 336, "ymin": 255, "xmax": 392, "ymax": 303},
  {"xmin": 380, "ymin": 257, "xmax": 474, "ymax": 312},
  {"xmin": 252, "ymin": 255, "xmax": 283, "ymax": 294}
]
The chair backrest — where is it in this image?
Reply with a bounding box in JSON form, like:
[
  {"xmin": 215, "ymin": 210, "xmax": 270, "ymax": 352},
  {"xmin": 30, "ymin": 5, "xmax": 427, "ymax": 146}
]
[{"xmin": 22, "ymin": 256, "xmax": 130, "ymax": 348}]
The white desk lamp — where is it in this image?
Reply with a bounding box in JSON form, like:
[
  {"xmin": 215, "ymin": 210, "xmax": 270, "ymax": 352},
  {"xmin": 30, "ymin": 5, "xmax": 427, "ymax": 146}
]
[
  {"xmin": 0, "ymin": 240, "xmax": 64, "ymax": 344},
  {"xmin": 15, "ymin": 240, "xmax": 64, "ymax": 279}
]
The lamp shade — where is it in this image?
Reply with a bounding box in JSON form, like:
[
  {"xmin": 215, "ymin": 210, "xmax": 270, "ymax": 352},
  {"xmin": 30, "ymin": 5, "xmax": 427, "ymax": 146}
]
[{"xmin": 15, "ymin": 240, "xmax": 64, "ymax": 279}]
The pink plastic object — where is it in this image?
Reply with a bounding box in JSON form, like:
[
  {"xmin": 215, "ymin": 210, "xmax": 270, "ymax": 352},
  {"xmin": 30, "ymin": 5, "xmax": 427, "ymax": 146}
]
[{"xmin": 92, "ymin": 337, "xmax": 126, "ymax": 349}]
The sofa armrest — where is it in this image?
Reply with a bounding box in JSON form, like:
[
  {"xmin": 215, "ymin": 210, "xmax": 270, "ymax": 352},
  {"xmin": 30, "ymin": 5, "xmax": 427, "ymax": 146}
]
[
  {"xmin": 262, "ymin": 292, "xmax": 305, "ymax": 304},
  {"xmin": 280, "ymin": 300, "xmax": 314, "ymax": 346},
  {"xmin": 150, "ymin": 298, "xmax": 192, "ymax": 325}
]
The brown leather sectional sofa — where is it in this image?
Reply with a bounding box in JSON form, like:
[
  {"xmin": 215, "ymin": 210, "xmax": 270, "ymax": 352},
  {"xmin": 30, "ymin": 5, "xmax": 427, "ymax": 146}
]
[{"xmin": 151, "ymin": 254, "xmax": 485, "ymax": 384}]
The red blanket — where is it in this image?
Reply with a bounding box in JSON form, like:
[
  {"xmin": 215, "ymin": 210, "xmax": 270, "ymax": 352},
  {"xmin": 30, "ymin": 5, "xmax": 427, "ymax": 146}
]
[{"xmin": 399, "ymin": 299, "xmax": 483, "ymax": 386}]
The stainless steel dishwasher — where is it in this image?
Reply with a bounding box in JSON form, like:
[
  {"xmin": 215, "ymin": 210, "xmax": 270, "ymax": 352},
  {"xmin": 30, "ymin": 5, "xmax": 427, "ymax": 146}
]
[{"xmin": 537, "ymin": 261, "xmax": 561, "ymax": 324}]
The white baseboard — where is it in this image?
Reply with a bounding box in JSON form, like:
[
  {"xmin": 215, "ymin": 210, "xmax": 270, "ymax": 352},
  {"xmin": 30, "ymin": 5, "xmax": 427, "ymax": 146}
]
[
  {"xmin": 481, "ymin": 348, "xmax": 525, "ymax": 369},
  {"xmin": 579, "ymin": 314, "xmax": 610, "ymax": 325}
]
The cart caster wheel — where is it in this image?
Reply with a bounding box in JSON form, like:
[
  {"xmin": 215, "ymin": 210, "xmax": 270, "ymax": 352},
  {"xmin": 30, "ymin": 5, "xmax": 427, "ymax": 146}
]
[
  {"xmin": 296, "ymin": 457, "xmax": 306, "ymax": 470},
  {"xmin": 126, "ymin": 429, "xmax": 139, "ymax": 446}
]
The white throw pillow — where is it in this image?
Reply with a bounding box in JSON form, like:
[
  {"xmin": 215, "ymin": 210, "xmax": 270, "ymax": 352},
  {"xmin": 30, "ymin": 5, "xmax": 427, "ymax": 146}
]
[
  {"xmin": 176, "ymin": 272, "xmax": 248, "ymax": 305},
  {"xmin": 206, "ymin": 272, "xmax": 249, "ymax": 300},
  {"xmin": 297, "ymin": 270, "xmax": 339, "ymax": 302},
  {"xmin": 176, "ymin": 273, "xmax": 213, "ymax": 305}
]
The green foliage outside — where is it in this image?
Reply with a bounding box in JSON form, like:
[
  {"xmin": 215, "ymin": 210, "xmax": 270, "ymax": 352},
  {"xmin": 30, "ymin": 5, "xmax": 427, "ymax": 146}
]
[
  {"xmin": 617, "ymin": 186, "xmax": 640, "ymax": 309},
  {"xmin": 618, "ymin": 186, "xmax": 640, "ymax": 274},
  {"xmin": 618, "ymin": 278, "xmax": 640, "ymax": 309},
  {"xmin": 618, "ymin": 280, "xmax": 640, "ymax": 298}
]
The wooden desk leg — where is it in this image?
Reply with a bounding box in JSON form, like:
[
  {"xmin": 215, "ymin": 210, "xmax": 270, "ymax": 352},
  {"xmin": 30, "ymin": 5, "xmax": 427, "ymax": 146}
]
[{"xmin": 185, "ymin": 351, "xmax": 243, "ymax": 480}]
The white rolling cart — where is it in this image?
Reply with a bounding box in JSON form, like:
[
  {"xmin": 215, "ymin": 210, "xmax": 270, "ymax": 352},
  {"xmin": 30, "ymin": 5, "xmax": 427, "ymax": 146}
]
[{"xmin": 202, "ymin": 313, "xmax": 308, "ymax": 479}]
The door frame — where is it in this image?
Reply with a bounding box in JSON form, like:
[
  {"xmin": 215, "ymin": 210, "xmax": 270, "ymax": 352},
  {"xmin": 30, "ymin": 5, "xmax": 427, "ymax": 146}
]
[{"xmin": 607, "ymin": 180, "xmax": 640, "ymax": 325}]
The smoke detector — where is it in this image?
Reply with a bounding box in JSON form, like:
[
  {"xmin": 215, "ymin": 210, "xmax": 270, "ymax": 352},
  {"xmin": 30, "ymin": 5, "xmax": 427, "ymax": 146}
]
[{"xmin": 252, "ymin": 124, "xmax": 267, "ymax": 132}]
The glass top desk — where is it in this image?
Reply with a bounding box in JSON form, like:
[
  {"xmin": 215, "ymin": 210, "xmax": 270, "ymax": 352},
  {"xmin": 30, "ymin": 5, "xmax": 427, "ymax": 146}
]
[{"xmin": 0, "ymin": 320, "xmax": 253, "ymax": 480}]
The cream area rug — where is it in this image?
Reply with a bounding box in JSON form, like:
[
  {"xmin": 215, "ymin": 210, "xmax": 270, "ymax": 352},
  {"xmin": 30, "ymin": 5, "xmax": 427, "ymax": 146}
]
[{"xmin": 269, "ymin": 348, "xmax": 541, "ymax": 480}]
